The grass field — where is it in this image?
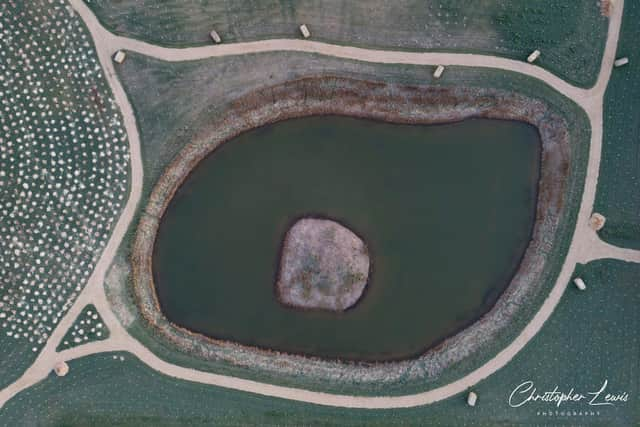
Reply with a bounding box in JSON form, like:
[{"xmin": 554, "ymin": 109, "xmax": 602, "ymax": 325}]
[
  {"xmin": 56, "ymin": 305, "xmax": 109, "ymax": 352},
  {"xmin": 1, "ymin": 1, "xmax": 636, "ymax": 424},
  {"xmin": 594, "ymin": 0, "xmax": 640, "ymax": 250},
  {"xmin": 84, "ymin": 0, "xmax": 607, "ymax": 88},
  {"xmin": 116, "ymin": 51, "xmax": 592, "ymax": 203},
  {"xmin": 2, "ymin": 259, "xmax": 637, "ymax": 426},
  {"xmin": 101, "ymin": 51, "xmax": 592, "ymax": 396},
  {"xmin": 0, "ymin": 0, "xmax": 129, "ymax": 388}
]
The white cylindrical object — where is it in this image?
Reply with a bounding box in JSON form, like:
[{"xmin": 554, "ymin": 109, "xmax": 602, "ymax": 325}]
[
  {"xmin": 299, "ymin": 24, "xmax": 311, "ymax": 39},
  {"xmin": 113, "ymin": 50, "xmax": 126, "ymax": 64},
  {"xmin": 467, "ymin": 391, "xmax": 478, "ymax": 406},
  {"xmin": 614, "ymin": 57, "xmax": 629, "ymax": 67},
  {"xmin": 573, "ymin": 277, "xmax": 586, "ymax": 291},
  {"xmin": 209, "ymin": 30, "xmax": 222, "ymax": 44},
  {"xmin": 527, "ymin": 50, "xmax": 541, "ymax": 63},
  {"xmin": 433, "ymin": 65, "xmax": 445, "ymax": 79}
]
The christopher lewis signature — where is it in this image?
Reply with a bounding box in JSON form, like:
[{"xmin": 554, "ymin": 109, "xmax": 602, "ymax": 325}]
[{"xmin": 509, "ymin": 380, "xmax": 629, "ymax": 408}]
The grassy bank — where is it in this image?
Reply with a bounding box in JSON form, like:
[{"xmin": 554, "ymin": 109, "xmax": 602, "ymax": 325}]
[
  {"xmin": 84, "ymin": 0, "xmax": 607, "ymax": 87},
  {"xmin": 3, "ymin": 259, "xmax": 637, "ymax": 426},
  {"xmin": 104, "ymin": 51, "xmax": 591, "ymax": 396},
  {"xmin": 594, "ymin": 0, "xmax": 640, "ymax": 249}
]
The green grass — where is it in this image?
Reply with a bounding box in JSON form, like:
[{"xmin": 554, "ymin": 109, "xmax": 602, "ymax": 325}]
[
  {"xmin": 0, "ymin": 0, "xmax": 129, "ymax": 388},
  {"xmin": 0, "ymin": 1, "xmax": 636, "ymax": 424},
  {"xmin": 2, "ymin": 259, "xmax": 637, "ymax": 426},
  {"xmin": 594, "ymin": 0, "xmax": 640, "ymax": 249},
  {"xmin": 84, "ymin": 0, "xmax": 607, "ymax": 87},
  {"xmin": 116, "ymin": 51, "xmax": 592, "ymax": 203},
  {"xmin": 56, "ymin": 305, "xmax": 109, "ymax": 352},
  {"xmin": 108, "ymin": 51, "xmax": 591, "ymax": 396}
]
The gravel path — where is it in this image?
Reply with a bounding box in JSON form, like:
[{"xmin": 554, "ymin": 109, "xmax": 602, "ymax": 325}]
[{"xmin": 0, "ymin": 0, "xmax": 637, "ymax": 410}]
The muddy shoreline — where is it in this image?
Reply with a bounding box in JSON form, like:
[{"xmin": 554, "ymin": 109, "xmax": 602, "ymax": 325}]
[{"xmin": 132, "ymin": 75, "xmax": 571, "ymax": 385}]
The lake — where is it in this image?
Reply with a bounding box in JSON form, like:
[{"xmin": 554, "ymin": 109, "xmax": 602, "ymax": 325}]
[{"xmin": 153, "ymin": 116, "xmax": 540, "ymax": 361}]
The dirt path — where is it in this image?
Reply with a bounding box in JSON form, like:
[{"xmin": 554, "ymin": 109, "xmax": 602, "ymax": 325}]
[{"xmin": 0, "ymin": 0, "xmax": 637, "ymax": 410}]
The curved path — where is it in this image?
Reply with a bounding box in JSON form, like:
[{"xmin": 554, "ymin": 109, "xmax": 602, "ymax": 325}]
[{"xmin": 1, "ymin": 0, "xmax": 638, "ymax": 410}]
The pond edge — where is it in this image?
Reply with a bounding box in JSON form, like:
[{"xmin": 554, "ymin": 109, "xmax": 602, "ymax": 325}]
[{"xmin": 131, "ymin": 75, "xmax": 571, "ymax": 387}]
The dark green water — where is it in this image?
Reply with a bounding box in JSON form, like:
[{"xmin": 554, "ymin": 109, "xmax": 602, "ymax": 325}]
[{"xmin": 154, "ymin": 116, "xmax": 541, "ymax": 361}]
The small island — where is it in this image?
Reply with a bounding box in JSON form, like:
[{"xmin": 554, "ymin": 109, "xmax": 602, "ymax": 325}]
[{"xmin": 276, "ymin": 218, "xmax": 370, "ymax": 311}]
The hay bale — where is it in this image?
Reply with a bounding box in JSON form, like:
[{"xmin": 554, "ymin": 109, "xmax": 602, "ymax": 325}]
[
  {"xmin": 433, "ymin": 65, "xmax": 445, "ymax": 78},
  {"xmin": 113, "ymin": 50, "xmax": 126, "ymax": 64},
  {"xmin": 209, "ymin": 30, "xmax": 222, "ymax": 44},
  {"xmin": 53, "ymin": 361, "xmax": 69, "ymax": 377},
  {"xmin": 573, "ymin": 277, "xmax": 587, "ymax": 291},
  {"xmin": 589, "ymin": 213, "xmax": 606, "ymax": 231},
  {"xmin": 467, "ymin": 391, "xmax": 478, "ymax": 406},
  {"xmin": 299, "ymin": 24, "xmax": 311, "ymax": 39},
  {"xmin": 614, "ymin": 57, "xmax": 629, "ymax": 67},
  {"xmin": 527, "ymin": 50, "xmax": 541, "ymax": 63}
]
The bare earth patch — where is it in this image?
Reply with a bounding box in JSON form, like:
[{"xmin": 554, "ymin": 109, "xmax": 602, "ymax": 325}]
[{"xmin": 276, "ymin": 218, "xmax": 369, "ymax": 311}]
